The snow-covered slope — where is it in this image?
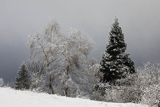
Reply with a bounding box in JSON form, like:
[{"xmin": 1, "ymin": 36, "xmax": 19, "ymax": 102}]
[{"xmin": 0, "ymin": 87, "xmax": 148, "ymax": 107}]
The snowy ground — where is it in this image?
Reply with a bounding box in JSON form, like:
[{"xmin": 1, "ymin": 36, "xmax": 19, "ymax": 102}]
[{"xmin": 0, "ymin": 87, "xmax": 149, "ymax": 107}]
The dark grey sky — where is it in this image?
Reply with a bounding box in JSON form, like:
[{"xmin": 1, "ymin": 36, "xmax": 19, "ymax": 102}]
[{"xmin": 0, "ymin": 0, "xmax": 160, "ymax": 82}]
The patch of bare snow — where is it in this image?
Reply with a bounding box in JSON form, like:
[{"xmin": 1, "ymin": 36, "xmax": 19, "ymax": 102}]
[{"xmin": 0, "ymin": 87, "xmax": 149, "ymax": 107}]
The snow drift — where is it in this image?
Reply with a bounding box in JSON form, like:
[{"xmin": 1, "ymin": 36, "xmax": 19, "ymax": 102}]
[{"xmin": 0, "ymin": 87, "xmax": 149, "ymax": 107}]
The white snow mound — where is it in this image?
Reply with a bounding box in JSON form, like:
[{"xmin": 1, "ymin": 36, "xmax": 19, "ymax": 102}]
[{"xmin": 0, "ymin": 87, "xmax": 149, "ymax": 107}]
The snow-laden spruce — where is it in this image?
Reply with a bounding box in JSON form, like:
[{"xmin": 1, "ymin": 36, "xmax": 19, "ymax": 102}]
[
  {"xmin": 15, "ymin": 64, "xmax": 30, "ymax": 90},
  {"xmin": 0, "ymin": 87, "xmax": 149, "ymax": 107},
  {"xmin": 26, "ymin": 21, "xmax": 97, "ymax": 97},
  {"xmin": 99, "ymin": 18, "xmax": 135, "ymax": 84}
]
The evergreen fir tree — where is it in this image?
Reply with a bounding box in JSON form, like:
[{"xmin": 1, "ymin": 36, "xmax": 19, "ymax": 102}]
[
  {"xmin": 99, "ymin": 18, "xmax": 135, "ymax": 84},
  {"xmin": 15, "ymin": 64, "xmax": 30, "ymax": 90}
]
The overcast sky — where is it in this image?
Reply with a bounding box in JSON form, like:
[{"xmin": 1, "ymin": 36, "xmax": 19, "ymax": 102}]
[{"xmin": 0, "ymin": 0, "xmax": 160, "ymax": 82}]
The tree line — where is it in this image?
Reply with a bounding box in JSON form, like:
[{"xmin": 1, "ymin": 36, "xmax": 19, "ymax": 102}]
[{"xmin": 14, "ymin": 19, "xmax": 160, "ymax": 106}]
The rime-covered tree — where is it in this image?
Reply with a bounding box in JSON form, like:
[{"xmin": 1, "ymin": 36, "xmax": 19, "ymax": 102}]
[
  {"xmin": 27, "ymin": 21, "xmax": 95, "ymax": 97},
  {"xmin": 99, "ymin": 19, "xmax": 135, "ymax": 84},
  {"xmin": 15, "ymin": 64, "xmax": 30, "ymax": 90}
]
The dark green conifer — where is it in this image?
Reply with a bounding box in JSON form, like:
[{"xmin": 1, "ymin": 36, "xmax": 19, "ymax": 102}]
[
  {"xmin": 99, "ymin": 19, "xmax": 135, "ymax": 84},
  {"xmin": 15, "ymin": 64, "xmax": 30, "ymax": 90}
]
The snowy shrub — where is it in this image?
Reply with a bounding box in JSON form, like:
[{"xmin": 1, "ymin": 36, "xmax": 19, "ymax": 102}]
[
  {"xmin": 92, "ymin": 73, "xmax": 143, "ymax": 103},
  {"xmin": 104, "ymin": 85, "xmax": 123, "ymax": 102},
  {"xmin": 138, "ymin": 63, "xmax": 160, "ymax": 106},
  {"xmin": 106, "ymin": 63, "xmax": 160, "ymax": 104},
  {"xmin": 91, "ymin": 83, "xmax": 110, "ymax": 101},
  {"xmin": 93, "ymin": 63, "xmax": 160, "ymax": 103},
  {"xmin": 117, "ymin": 63, "xmax": 160, "ymax": 104},
  {"xmin": 104, "ymin": 80, "xmax": 141, "ymax": 103},
  {"xmin": 120, "ymin": 86, "xmax": 142, "ymax": 103},
  {"xmin": 0, "ymin": 78, "xmax": 4, "ymax": 87},
  {"xmin": 116, "ymin": 74, "xmax": 142, "ymax": 103},
  {"xmin": 141, "ymin": 84, "xmax": 160, "ymax": 106}
]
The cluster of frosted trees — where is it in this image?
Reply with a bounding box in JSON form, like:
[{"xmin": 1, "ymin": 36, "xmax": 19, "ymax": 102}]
[
  {"xmin": 15, "ymin": 19, "xmax": 135, "ymax": 98},
  {"xmin": 21, "ymin": 21, "xmax": 98, "ymax": 97},
  {"xmin": 14, "ymin": 20, "xmax": 160, "ymax": 106}
]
